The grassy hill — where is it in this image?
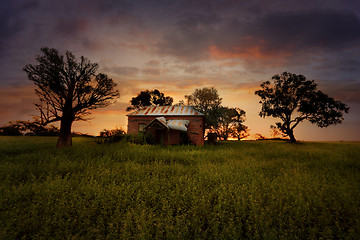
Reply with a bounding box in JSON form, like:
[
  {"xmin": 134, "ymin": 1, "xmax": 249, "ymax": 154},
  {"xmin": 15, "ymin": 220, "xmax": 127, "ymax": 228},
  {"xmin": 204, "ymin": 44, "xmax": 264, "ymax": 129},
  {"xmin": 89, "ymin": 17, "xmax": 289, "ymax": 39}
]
[{"xmin": 1, "ymin": 136, "xmax": 359, "ymax": 239}]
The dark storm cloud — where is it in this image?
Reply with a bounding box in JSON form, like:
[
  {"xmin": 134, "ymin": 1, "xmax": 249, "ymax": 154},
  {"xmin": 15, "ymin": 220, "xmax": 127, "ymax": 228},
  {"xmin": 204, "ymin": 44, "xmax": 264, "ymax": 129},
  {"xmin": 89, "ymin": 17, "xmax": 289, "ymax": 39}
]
[
  {"xmin": 0, "ymin": 1, "xmax": 24, "ymax": 55},
  {"xmin": 82, "ymin": 0, "xmax": 146, "ymax": 31},
  {"xmin": 0, "ymin": 85, "xmax": 37, "ymax": 125},
  {"xmin": 251, "ymin": 10, "xmax": 360, "ymax": 53},
  {"xmin": 184, "ymin": 65, "xmax": 204, "ymax": 74},
  {"xmin": 82, "ymin": 39, "xmax": 104, "ymax": 51},
  {"xmin": 141, "ymin": 67, "xmax": 161, "ymax": 76},
  {"xmin": 316, "ymin": 79, "xmax": 360, "ymax": 104},
  {"xmin": 313, "ymin": 53, "xmax": 360, "ymax": 73},
  {"xmin": 103, "ymin": 66, "xmax": 140, "ymax": 77},
  {"xmin": 93, "ymin": 0, "xmax": 132, "ymax": 23},
  {"xmin": 156, "ymin": 8, "xmax": 360, "ymax": 62},
  {"xmin": 55, "ymin": 18, "xmax": 88, "ymax": 37},
  {"xmin": 156, "ymin": 13, "xmax": 221, "ymax": 61},
  {"xmin": 20, "ymin": 0, "xmax": 40, "ymax": 10}
]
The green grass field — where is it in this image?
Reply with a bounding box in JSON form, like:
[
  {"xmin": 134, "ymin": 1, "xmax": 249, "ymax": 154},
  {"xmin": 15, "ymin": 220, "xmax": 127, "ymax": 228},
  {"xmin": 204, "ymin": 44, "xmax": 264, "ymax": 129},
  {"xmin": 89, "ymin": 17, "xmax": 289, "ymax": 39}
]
[{"xmin": 0, "ymin": 136, "xmax": 359, "ymax": 239}]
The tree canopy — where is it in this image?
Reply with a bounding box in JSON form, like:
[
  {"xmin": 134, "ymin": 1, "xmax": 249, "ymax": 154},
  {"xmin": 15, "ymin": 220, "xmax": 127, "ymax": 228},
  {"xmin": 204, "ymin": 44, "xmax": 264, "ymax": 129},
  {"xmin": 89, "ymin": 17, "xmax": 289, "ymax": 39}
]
[
  {"xmin": 24, "ymin": 47, "xmax": 119, "ymax": 147},
  {"xmin": 185, "ymin": 87, "xmax": 223, "ymax": 131},
  {"xmin": 126, "ymin": 89, "xmax": 173, "ymax": 111},
  {"xmin": 0, "ymin": 121, "xmax": 59, "ymax": 136},
  {"xmin": 214, "ymin": 107, "xmax": 247, "ymax": 141},
  {"xmin": 255, "ymin": 72, "xmax": 349, "ymax": 142},
  {"xmin": 230, "ymin": 124, "xmax": 250, "ymax": 141},
  {"xmin": 99, "ymin": 128, "xmax": 126, "ymax": 138},
  {"xmin": 185, "ymin": 87, "xmax": 248, "ymax": 140}
]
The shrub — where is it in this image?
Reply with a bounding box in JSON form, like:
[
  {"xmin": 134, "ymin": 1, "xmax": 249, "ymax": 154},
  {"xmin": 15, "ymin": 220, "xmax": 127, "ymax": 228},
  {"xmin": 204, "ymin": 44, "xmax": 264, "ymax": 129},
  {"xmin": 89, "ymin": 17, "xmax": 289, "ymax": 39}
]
[
  {"xmin": 98, "ymin": 132, "xmax": 154, "ymax": 145},
  {"xmin": 124, "ymin": 133, "xmax": 154, "ymax": 145}
]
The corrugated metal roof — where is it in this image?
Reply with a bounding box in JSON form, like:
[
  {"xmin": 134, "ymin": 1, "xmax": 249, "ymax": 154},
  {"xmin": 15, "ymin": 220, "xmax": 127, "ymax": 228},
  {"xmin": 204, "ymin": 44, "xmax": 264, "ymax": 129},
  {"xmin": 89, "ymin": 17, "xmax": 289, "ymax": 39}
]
[
  {"xmin": 144, "ymin": 117, "xmax": 169, "ymax": 130},
  {"xmin": 167, "ymin": 119, "xmax": 189, "ymax": 131},
  {"xmin": 155, "ymin": 117, "xmax": 167, "ymax": 127},
  {"xmin": 127, "ymin": 106, "xmax": 204, "ymax": 116},
  {"xmin": 144, "ymin": 117, "xmax": 190, "ymax": 132}
]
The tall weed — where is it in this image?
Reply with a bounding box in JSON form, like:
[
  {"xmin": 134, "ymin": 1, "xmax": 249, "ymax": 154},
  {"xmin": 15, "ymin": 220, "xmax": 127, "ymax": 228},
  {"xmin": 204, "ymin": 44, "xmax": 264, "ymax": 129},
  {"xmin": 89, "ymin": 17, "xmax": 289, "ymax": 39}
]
[{"xmin": 0, "ymin": 137, "xmax": 359, "ymax": 239}]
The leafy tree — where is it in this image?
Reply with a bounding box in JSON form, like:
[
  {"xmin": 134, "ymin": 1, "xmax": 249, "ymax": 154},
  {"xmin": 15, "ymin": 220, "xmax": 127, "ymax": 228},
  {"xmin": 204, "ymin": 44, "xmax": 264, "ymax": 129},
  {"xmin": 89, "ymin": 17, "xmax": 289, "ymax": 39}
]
[
  {"xmin": 24, "ymin": 47, "xmax": 120, "ymax": 147},
  {"xmin": 230, "ymin": 124, "xmax": 250, "ymax": 141},
  {"xmin": 0, "ymin": 122, "xmax": 22, "ymax": 136},
  {"xmin": 255, "ymin": 72, "xmax": 349, "ymax": 142},
  {"xmin": 99, "ymin": 128, "xmax": 126, "ymax": 138},
  {"xmin": 126, "ymin": 89, "xmax": 173, "ymax": 111},
  {"xmin": 214, "ymin": 107, "xmax": 246, "ymax": 140},
  {"xmin": 255, "ymin": 133, "xmax": 266, "ymax": 140},
  {"xmin": 21, "ymin": 121, "xmax": 60, "ymax": 136},
  {"xmin": 98, "ymin": 128, "xmax": 126, "ymax": 143},
  {"xmin": 185, "ymin": 87, "xmax": 222, "ymax": 131},
  {"xmin": 16, "ymin": 120, "xmax": 59, "ymax": 136},
  {"xmin": 173, "ymin": 100, "xmax": 185, "ymax": 106},
  {"xmin": 0, "ymin": 120, "xmax": 60, "ymax": 136},
  {"xmin": 270, "ymin": 125, "xmax": 288, "ymax": 140}
]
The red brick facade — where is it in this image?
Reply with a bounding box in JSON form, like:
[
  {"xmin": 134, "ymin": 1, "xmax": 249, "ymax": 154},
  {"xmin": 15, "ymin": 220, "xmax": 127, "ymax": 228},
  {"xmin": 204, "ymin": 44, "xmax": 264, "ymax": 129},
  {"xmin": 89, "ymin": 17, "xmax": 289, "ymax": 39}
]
[{"xmin": 127, "ymin": 115, "xmax": 204, "ymax": 146}]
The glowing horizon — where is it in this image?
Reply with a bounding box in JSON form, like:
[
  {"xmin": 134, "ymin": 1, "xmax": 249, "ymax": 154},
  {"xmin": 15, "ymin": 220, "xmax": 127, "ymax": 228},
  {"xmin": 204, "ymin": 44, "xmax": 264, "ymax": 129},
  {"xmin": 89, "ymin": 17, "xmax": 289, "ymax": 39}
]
[{"xmin": 0, "ymin": 0, "xmax": 359, "ymax": 141}]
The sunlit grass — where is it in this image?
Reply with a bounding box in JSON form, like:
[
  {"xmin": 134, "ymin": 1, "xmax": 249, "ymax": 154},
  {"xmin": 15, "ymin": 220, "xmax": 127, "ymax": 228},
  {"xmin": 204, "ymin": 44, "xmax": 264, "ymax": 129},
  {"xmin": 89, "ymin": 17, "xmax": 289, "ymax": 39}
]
[{"xmin": 0, "ymin": 137, "xmax": 359, "ymax": 239}]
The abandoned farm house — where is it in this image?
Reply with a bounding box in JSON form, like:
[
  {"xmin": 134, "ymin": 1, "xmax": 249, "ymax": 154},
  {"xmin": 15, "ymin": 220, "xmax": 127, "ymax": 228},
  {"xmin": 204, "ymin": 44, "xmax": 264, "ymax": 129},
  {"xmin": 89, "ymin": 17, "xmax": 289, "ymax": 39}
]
[{"xmin": 127, "ymin": 106, "xmax": 204, "ymax": 146}]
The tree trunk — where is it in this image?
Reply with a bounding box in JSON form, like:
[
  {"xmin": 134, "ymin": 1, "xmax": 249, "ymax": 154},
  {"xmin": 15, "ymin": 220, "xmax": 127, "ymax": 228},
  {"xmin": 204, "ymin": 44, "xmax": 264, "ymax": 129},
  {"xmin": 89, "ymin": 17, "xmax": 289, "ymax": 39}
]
[
  {"xmin": 56, "ymin": 109, "xmax": 74, "ymax": 148},
  {"xmin": 287, "ymin": 129, "xmax": 296, "ymax": 143}
]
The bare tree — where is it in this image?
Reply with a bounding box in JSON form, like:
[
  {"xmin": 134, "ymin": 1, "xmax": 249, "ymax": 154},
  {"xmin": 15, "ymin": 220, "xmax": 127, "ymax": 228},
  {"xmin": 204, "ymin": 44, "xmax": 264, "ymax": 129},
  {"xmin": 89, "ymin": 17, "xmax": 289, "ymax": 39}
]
[{"xmin": 24, "ymin": 47, "xmax": 120, "ymax": 147}]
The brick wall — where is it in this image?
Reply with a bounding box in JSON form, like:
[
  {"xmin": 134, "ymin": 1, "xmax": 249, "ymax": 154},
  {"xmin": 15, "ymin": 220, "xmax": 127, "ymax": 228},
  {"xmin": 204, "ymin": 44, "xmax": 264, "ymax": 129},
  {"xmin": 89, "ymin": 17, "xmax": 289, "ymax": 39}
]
[
  {"xmin": 127, "ymin": 117, "xmax": 152, "ymax": 134},
  {"xmin": 127, "ymin": 116, "xmax": 204, "ymax": 146}
]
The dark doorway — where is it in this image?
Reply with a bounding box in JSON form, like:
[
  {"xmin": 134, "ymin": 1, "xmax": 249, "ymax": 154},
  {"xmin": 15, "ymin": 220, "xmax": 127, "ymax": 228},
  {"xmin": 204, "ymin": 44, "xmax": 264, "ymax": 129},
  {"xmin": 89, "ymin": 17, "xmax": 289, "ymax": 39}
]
[
  {"xmin": 180, "ymin": 131, "xmax": 190, "ymax": 145},
  {"xmin": 155, "ymin": 129, "xmax": 165, "ymax": 144}
]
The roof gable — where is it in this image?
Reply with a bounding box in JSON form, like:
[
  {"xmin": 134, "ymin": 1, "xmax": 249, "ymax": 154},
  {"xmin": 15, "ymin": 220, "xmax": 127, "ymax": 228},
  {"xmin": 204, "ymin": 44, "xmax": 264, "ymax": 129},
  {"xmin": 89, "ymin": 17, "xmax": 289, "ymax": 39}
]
[
  {"xmin": 145, "ymin": 117, "xmax": 169, "ymax": 130},
  {"xmin": 127, "ymin": 106, "xmax": 203, "ymax": 116},
  {"xmin": 144, "ymin": 117, "xmax": 190, "ymax": 132}
]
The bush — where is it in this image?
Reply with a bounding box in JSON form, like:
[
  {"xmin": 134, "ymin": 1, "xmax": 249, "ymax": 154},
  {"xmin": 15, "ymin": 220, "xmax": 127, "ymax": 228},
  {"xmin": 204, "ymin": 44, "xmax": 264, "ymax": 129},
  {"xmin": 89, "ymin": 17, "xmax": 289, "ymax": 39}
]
[
  {"xmin": 144, "ymin": 133, "xmax": 154, "ymax": 145},
  {"xmin": 99, "ymin": 128, "xmax": 126, "ymax": 138},
  {"xmin": 124, "ymin": 133, "xmax": 154, "ymax": 145},
  {"xmin": 98, "ymin": 132, "xmax": 154, "ymax": 145},
  {"xmin": 0, "ymin": 125, "xmax": 22, "ymax": 136}
]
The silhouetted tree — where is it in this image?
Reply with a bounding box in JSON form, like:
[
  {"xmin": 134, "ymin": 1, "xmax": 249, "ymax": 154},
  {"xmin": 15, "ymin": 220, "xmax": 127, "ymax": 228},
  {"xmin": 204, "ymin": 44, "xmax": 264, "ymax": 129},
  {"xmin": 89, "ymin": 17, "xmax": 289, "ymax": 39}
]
[
  {"xmin": 99, "ymin": 128, "xmax": 126, "ymax": 137},
  {"xmin": 214, "ymin": 107, "xmax": 246, "ymax": 140},
  {"xmin": 185, "ymin": 87, "xmax": 222, "ymax": 131},
  {"xmin": 0, "ymin": 120, "xmax": 59, "ymax": 136},
  {"xmin": 126, "ymin": 89, "xmax": 173, "ymax": 111},
  {"xmin": 0, "ymin": 122, "xmax": 22, "ymax": 136},
  {"xmin": 24, "ymin": 47, "xmax": 120, "ymax": 147},
  {"xmin": 255, "ymin": 72, "xmax": 349, "ymax": 142},
  {"xmin": 255, "ymin": 133, "xmax": 266, "ymax": 140},
  {"xmin": 173, "ymin": 100, "xmax": 185, "ymax": 106},
  {"xmin": 17, "ymin": 120, "xmax": 59, "ymax": 136},
  {"xmin": 270, "ymin": 125, "xmax": 287, "ymax": 140},
  {"xmin": 230, "ymin": 124, "xmax": 250, "ymax": 140}
]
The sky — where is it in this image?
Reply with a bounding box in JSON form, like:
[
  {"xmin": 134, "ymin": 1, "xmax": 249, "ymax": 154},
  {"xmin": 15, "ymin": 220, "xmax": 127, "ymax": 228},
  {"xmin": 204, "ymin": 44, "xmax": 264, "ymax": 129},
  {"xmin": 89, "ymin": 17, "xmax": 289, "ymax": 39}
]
[{"xmin": 1, "ymin": 0, "xmax": 360, "ymax": 141}]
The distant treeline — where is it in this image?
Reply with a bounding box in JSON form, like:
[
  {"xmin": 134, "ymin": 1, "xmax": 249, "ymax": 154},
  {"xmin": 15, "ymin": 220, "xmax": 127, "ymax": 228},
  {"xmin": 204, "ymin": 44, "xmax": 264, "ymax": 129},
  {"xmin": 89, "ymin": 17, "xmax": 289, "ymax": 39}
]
[{"xmin": 0, "ymin": 121, "xmax": 59, "ymax": 136}]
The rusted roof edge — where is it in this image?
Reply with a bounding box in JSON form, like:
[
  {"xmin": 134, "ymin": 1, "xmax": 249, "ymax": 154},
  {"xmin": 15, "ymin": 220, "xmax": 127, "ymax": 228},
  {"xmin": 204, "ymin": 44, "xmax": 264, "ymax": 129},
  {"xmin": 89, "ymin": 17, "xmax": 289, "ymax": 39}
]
[{"xmin": 126, "ymin": 106, "xmax": 204, "ymax": 116}]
